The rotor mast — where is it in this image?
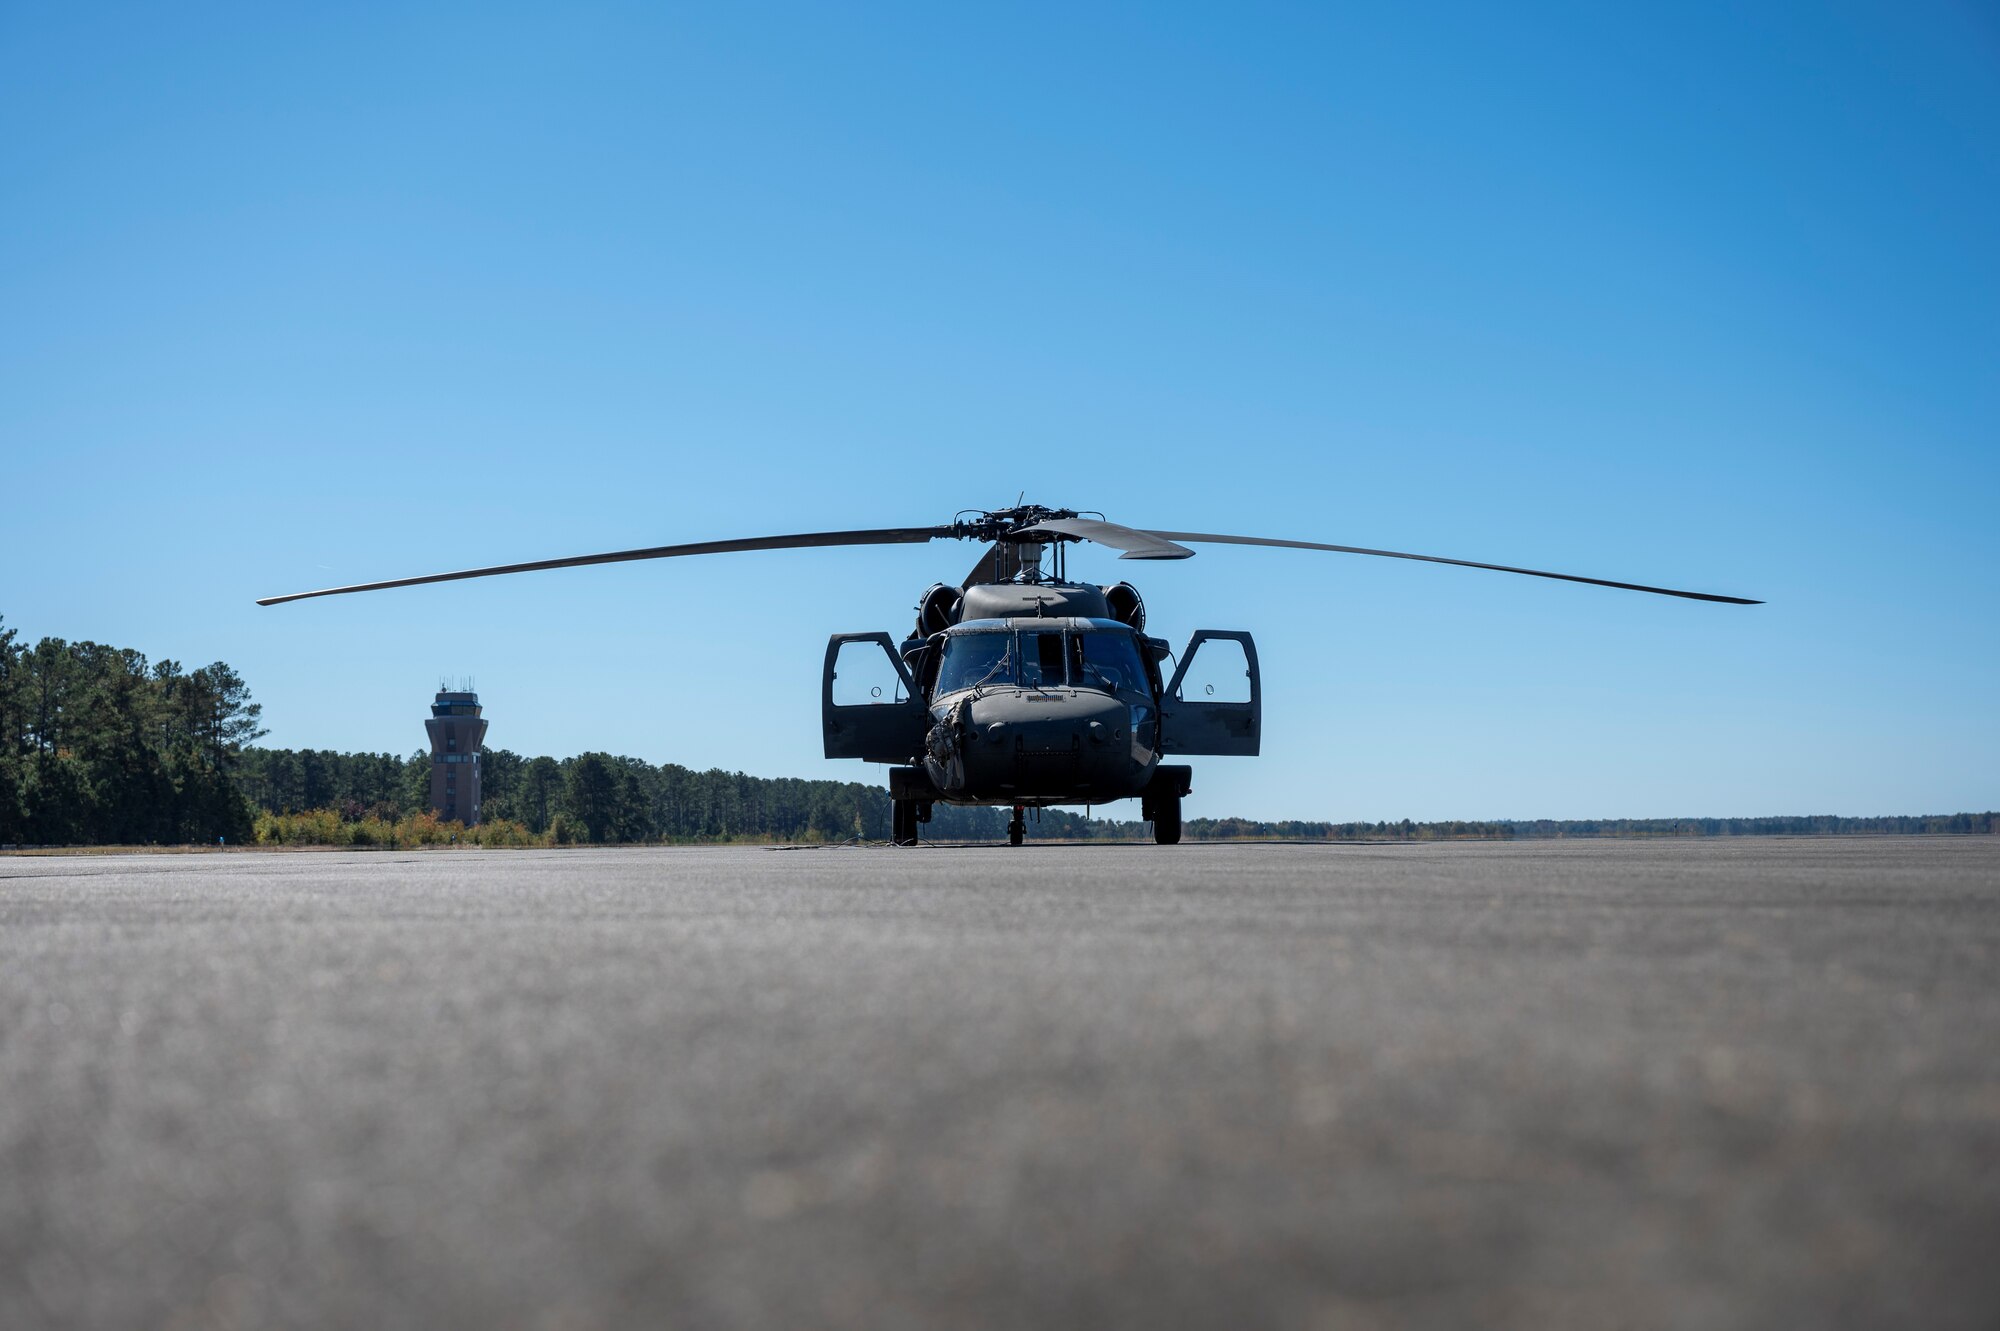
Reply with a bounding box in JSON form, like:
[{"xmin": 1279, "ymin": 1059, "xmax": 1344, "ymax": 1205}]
[{"xmin": 955, "ymin": 505, "xmax": 1079, "ymax": 586}]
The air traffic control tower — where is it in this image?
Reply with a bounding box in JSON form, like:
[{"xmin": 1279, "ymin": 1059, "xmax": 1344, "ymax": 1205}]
[{"xmin": 426, "ymin": 684, "xmax": 487, "ymax": 825}]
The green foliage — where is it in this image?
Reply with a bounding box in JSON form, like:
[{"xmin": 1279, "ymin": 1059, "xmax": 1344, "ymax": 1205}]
[
  {"xmin": 253, "ymin": 808, "xmax": 544, "ymax": 848},
  {"xmin": 404, "ymin": 749, "xmax": 432, "ymax": 813},
  {"xmin": 9, "ymin": 610, "xmax": 1991, "ymax": 850},
  {"xmin": 0, "ymin": 617, "xmax": 263, "ymax": 846},
  {"xmin": 236, "ymin": 744, "xmax": 1010, "ymax": 844},
  {"xmin": 563, "ymin": 753, "xmax": 619, "ymax": 843},
  {"xmin": 237, "ymin": 747, "xmax": 414, "ymax": 818}
]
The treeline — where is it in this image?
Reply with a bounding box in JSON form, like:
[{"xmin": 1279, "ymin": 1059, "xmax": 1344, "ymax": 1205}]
[
  {"xmin": 1175, "ymin": 813, "xmax": 1999, "ymax": 840},
  {"xmin": 239, "ymin": 745, "xmax": 2000, "ymax": 846},
  {"xmin": 1497, "ymin": 813, "xmax": 1996, "ymax": 838},
  {"xmin": 0, "ymin": 618, "xmax": 265, "ymax": 845},
  {"xmin": 239, "ymin": 747, "xmax": 1029, "ymax": 843},
  {"xmin": 235, "ymin": 748, "xmax": 422, "ymax": 822},
  {"xmin": 5, "ymin": 615, "xmax": 1991, "ymax": 848}
]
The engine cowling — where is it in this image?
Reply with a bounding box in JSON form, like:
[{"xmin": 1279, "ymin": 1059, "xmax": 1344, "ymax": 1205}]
[
  {"xmin": 915, "ymin": 583, "xmax": 963, "ymax": 637},
  {"xmin": 1105, "ymin": 581, "xmax": 1146, "ymax": 632}
]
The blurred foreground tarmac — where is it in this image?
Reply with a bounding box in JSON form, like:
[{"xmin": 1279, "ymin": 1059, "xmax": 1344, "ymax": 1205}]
[{"xmin": 2, "ymin": 839, "xmax": 1997, "ymax": 1330}]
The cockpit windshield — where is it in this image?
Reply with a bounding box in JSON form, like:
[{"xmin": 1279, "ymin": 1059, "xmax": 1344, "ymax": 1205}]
[
  {"xmin": 932, "ymin": 633, "xmax": 1014, "ymax": 696},
  {"xmin": 932, "ymin": 626, "xmax": 1151, "ymax": 698},
  {"xmin": 1073, "ymin": 630, "xmax": 1149, "ymax": 696}
]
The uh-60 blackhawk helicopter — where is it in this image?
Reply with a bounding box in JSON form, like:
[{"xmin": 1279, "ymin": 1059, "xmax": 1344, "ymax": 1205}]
[{"xmin": 260, "ymin": 503, "xmax": 1759, "ymax": 847}]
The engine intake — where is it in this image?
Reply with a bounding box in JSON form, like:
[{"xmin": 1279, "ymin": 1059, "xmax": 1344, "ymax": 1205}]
[
  {"xmin": 1105, "ymin": 582, "xmax": 1146, "ymax": 631},
  {"xmin": 915, "ymin": 583, "xmax": 964, "ymax": 637}
]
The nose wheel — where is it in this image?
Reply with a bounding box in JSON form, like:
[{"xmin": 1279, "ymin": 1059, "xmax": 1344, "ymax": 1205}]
[
  {"xmin": 1008, "ymin": 805, "xmax": 1026, "ymax": 847},
  {"xmin": 892, "ymin": 798, "xmax": 919, "ymax": 846}
]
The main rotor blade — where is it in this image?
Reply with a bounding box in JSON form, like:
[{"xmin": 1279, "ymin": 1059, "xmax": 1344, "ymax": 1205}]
[
  {"xmin": 1018, "ymin": 517, "xmax": 1194, "ymax": 560},
  {"xmin": 257, "ymin": 526, "xmax": 957, "ymax": 606},
  {"xmin": 1146, "ymin": 530, "xmax": 1762, "ymax": 604},
  {"xmin": 962, "ymin": 543, "xmax": 1004, "ymax": 589}
]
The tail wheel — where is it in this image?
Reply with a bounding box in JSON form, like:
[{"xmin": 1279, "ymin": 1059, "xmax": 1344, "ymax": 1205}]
[
  {"xmin": 892, "ymin": 799, "xmax": 919, "ymax": 846},
  {"xmin": 1152, "ymin": 794, "xmax": 1182, "ymax": 845},
  {"xmin": 1008, "ymin": 805, "xmax": 1026, "ymax": 847}
]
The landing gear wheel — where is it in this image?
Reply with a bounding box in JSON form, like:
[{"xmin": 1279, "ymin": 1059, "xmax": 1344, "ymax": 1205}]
[
  {"xmin": 1008, "ymin": 805, "xmax": 1026, "ymax": 847},
  {"xmin": 892, "ymin": 799, "xmax": 919, "ymax": 846},
  {"xmin": 1152, "ymin": 794, "xmax": 1182, "ymax": 845}
]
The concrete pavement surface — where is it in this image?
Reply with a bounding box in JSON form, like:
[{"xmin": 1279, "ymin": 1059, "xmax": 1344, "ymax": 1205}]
[{"xmin": 2, "ymin": 839, "xmax": 1997, "ymax": 1330}]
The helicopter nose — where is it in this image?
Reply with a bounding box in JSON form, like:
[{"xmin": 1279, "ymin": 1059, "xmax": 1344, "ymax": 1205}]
[{"xmin": 961, "ymin": 691, "xmax": 1141, "ymax": 796}]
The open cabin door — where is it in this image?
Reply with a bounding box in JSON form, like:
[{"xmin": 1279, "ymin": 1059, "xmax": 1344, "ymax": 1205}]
[
  {"xmin": 822, "ymin": 632, "xmax": 926, "ymax": 763},
  {"xmin": 1160, "ymin": 630, "xmax": 1261, "ymax": 756}
]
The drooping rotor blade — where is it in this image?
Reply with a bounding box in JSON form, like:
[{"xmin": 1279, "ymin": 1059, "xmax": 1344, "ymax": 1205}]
[
  {"xmin": 1017, "ymin": 517, "xmax": 1195, "ymax": 560},
  {"xmin": 1146, "ymin": 530, "xmax": 1762, "ymax": 604},
  {"xmin": 962, "ymin": 543, "xmax": 1004, "ymax": 589},
  {"xmin": 257, "ymin": 526, "xmax": 957, "ymax": 606}
]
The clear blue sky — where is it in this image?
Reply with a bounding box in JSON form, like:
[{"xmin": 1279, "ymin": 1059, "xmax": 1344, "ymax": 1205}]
[{"xmin": 3, "ymin": 2, "xmax": 1995, "ymax": 821}]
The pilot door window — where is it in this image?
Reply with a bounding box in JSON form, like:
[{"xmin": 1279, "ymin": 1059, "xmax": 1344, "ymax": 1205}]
[
  {"xmin": 1177, "ymin": 637, "xmax": 1253, "ymax": 703},
  {"xmin": 830, "ymin": 639, "xmax": 907, "ymax": 707}
]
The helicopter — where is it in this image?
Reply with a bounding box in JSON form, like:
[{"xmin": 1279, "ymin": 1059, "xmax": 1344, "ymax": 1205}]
[{"xmin": 259, "ymin": 504, "xmax": 1759, "ymax": 847}]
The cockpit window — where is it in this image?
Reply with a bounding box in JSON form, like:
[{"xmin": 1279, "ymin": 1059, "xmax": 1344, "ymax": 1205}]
[
  {"xmin": 933, "ymin": 633, "xmax": 1014, "ymax": 695},
  {"xmin": 931, "ymin": 626, "xmax": 1153, "ymax": 697},
  {"xmin": 1073, "ymin": 630, "xmax": 1148, "ymax": 696},
  {"xmin": 1021, "ymin": 632, "xmax": 1067, "ymax": 688}
]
